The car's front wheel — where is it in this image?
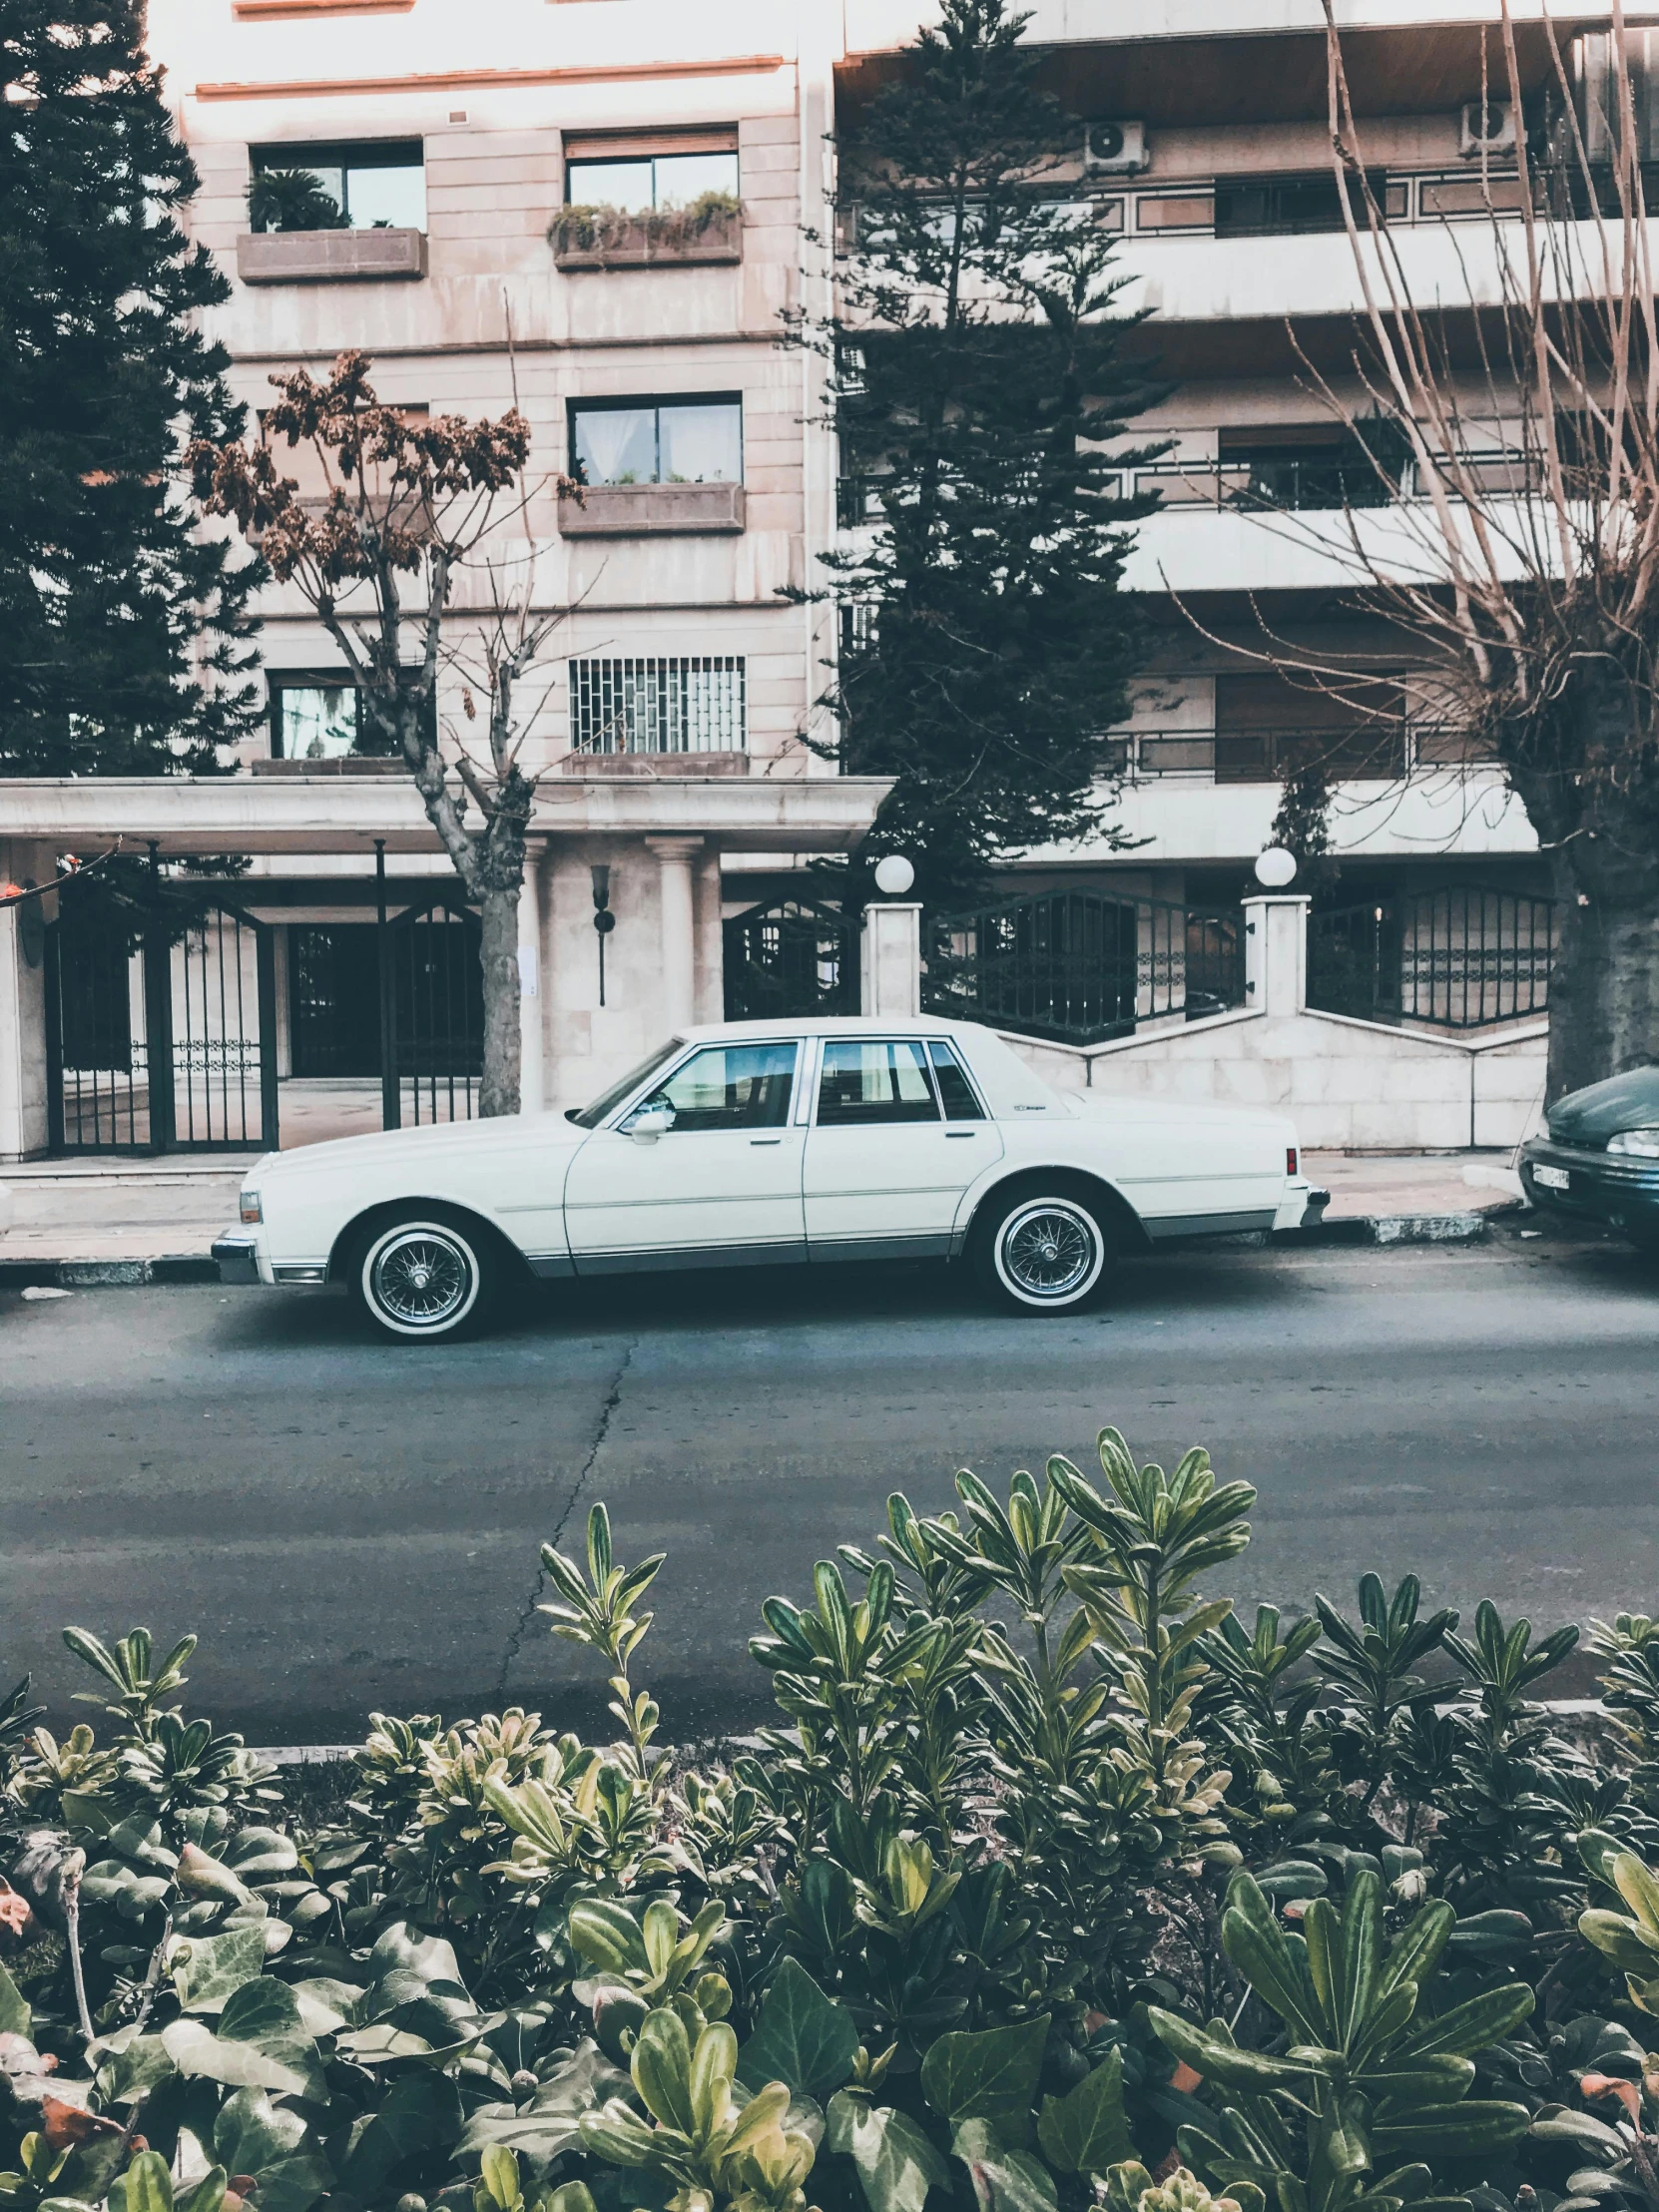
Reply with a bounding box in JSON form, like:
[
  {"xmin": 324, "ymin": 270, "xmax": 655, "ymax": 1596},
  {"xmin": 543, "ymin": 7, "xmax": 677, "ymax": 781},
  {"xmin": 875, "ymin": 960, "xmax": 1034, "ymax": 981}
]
[
  {"xmin": 352, "ymin": 1212, "xmax": 497, "ymax": 1343},
  {"xmin": 970, "ymin": 1184, "xmax": 1112, "ymax": 1314}
]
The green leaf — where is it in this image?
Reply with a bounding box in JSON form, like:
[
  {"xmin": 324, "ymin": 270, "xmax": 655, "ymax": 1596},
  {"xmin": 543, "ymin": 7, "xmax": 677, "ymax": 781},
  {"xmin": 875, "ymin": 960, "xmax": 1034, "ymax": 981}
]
[
  {"xmin": 1035, "ymin": 2050, "xmax": 1131, "ymax": 2177},
  {"xmin": 827, "ymin": 2095, "xmax": 950, "ymax": 2212},
  {"xmin": 1391, "ymin": 1983, "xmax": 1532, "ymax": 2061},
  {"xmin": 1371, "ymin": 2103, "xmax": 1530, "ymax": 2160},
  {"xmin": 0, "ymin": 1960, "xmax": 30, "ymax": 2040},
  {"xmin": 174, "ymin": 1928, "xmax": 269, "ymax": 2015},
  {"xmin": 122, "ymin": 2153, "xmax": 175, "ymax": 2212},
  {"xmin": 951, "ymin": 2120, "xmax": 1058, "ymax": 2212},
  {"xmin": 362, "ymin": 1923, "xmax": 468, "ymax": 2015},
  {"xmin": 1148, "ymin": 2011, "xmax": 1315, "ymax": 2094},
  {"xmin": 570, "ymin": 1902, "xmax": 649, "ymax": 1978},
  {"xmin": 739, "ymin": 1960, "xmax": 859, "ymax": 2102},
  {"xmin": 921, "ymin": 2018, "xmax": 1049, "ymax": 2145},
  {"xmin": 164, "ymin": 1978, "xmax": 324, "ymax": 2102},
  {"xmin": 176, "ymin": 2171, "xmax": 228, "ymax": 2212},
  {"xmin": 632, "ymin": 2008, "xmax": 696, "ymax": 2136},
  {"xmin": 340, "ymin": 2073, "xmax": 461, "ymax": 2195}
]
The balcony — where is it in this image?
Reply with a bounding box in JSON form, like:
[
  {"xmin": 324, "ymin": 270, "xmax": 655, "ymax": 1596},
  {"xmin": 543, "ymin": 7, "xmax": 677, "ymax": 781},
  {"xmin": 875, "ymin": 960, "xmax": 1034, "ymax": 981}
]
[
  {"xmin": 557, "ymin": 483, "xmax": 746, "ymax": 536},
  {"xmin": 550, "ymin": 203, "xmax": 744, "ymax": 273},
  {"xmin": 1105, "ymin": 726, "xmax": 1499, "ymax": 785},
  {"xmin": 236, "ymin": 229, "xmax": 427, "ymax": 284}
]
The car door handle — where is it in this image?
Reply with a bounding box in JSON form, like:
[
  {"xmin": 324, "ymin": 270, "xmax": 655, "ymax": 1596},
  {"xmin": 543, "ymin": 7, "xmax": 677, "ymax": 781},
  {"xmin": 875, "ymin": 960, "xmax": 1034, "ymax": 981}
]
[
  {"xmin": 750, "ymin": 1136, "xmax": 785, "ymax": 1146},
  {"xmin": 945, "ymin": 1130, "xmax": 979, "ymax": 1138}
]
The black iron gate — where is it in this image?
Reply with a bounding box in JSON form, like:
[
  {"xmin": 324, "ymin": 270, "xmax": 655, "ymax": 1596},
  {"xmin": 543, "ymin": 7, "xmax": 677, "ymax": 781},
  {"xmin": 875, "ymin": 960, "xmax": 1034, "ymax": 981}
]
[
  {"xmin": 45, "ymin": 884, "xmax": 278, "ymax": 1154},
  {"xmin": 379, "ymin": 887, "xmax": 483, "ymax": 1128},
  {"xmin": 723, "ymin": 899, "xmax": 858, "ymax": 1021}
]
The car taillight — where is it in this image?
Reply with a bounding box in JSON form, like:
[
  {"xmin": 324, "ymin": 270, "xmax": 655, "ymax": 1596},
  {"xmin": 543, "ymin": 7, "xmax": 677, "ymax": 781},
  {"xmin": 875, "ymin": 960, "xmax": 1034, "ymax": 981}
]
[
  {"xmin": 240, "ymin": 1192, "xmax": 263, "ymax": 1224},
  {"xmin": 1287, "ymin": 1147, "xmax": 1299, "ymax": 1178}
]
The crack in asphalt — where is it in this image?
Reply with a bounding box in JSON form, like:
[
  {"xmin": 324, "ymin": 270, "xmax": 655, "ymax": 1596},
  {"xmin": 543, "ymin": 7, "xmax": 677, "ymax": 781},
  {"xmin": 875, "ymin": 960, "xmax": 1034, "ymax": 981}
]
[{"xmin": 494, "ymin": 1335, "xmax": 636, "ymax": 1704}]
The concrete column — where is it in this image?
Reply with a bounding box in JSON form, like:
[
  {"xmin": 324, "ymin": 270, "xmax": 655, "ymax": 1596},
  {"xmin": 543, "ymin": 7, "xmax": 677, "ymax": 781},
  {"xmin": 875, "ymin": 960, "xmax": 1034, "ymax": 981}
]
[
  {"xmin": 692, "ymin": 848, "xmax": 725, "ymax": 1024},
  {"xmin": 0, "ymin": 841, "xmax": 53, "ymax": 1162},
  {"xmin": 517, "ymin": 837, "xmax": 546, "ymax": 1116},
  {"xmin": 860, "ymin": 900, "xmax": 922, "ymax": 1019},
  {"xmin": 1243, "ymin": 894, "xmax": 1310, "ymax": 1020},
  {"xmin": 647, "ymin": 835, "xmax": 703, "ymax": 1033}
]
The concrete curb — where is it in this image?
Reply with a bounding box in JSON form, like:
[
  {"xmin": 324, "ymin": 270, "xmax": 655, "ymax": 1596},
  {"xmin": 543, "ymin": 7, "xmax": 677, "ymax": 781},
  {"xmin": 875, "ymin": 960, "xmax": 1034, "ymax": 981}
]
[
  {"xmin": 1, "ymin": 1209, "xmax": 1515, "ymax": 1290},
  {"xmin": 0, "ymin": 1255, "xmax": 223, "ymax": 1289}
]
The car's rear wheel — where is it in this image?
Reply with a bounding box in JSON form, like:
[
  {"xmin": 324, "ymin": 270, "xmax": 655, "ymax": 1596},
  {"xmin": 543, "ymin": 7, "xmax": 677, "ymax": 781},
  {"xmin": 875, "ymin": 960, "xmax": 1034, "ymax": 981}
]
[
  {"xmin": 970, "ymin": 1184, "xmax": 1112, "ymax": 1314},
  {"xmin": 352, "ymin": 1211, "xmax": 497, "ymax": 1343}
]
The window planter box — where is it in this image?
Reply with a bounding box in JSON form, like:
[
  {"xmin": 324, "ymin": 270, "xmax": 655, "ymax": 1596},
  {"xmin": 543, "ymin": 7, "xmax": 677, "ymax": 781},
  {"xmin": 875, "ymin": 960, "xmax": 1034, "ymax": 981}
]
[
  {"xmin": 252, "ymin": 758, "xmax": 407, "ymax": 777},
  {"xmin": 557, "ymin": 482, "xmax": 746, "ymax": 536},
  {"xmin": 237, "ymin": 228, "xmax": 427, "ymax": 284},
  {"xmin": 551, "ymin": 207, "xmax": 743, "ymax": 271},
  {"xmin": 559, "ymin": 753, "xmax": 749, "ymax": 778}
]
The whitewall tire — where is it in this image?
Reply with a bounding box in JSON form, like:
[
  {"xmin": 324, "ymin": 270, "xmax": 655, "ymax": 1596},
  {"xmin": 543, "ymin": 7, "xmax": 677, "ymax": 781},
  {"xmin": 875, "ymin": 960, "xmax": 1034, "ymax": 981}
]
[
  {"xmin": 972, "ymin": 1188, "xmax": 1111, "ymax": 1314},
  {"xmin": 354, "ymin": 1214, "xmax": 494, "ymax": 1343}
]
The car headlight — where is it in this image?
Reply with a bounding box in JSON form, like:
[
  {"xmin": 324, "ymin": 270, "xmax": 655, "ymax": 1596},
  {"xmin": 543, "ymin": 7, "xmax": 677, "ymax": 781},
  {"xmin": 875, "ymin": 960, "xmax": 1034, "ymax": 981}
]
[
  {"xmin": 1607, "ymin": 1127, "xmax": 1659, "ymax": 1157},
  {"xmin": 240, "ymin": 1191, "xmax": 263, "ymax": 1224}
]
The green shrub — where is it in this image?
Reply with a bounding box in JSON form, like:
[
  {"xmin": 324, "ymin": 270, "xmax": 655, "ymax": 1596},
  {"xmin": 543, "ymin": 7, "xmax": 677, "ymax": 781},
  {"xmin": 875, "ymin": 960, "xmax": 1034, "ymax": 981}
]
[{"xmin": 0, "ymin": 1429, "xmax": 1650, "ymax": 2212}]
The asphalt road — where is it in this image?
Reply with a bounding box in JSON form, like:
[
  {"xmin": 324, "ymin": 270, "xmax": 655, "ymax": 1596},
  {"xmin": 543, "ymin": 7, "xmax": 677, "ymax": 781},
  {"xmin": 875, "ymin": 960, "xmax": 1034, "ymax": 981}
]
[{"xmin": 1, "ymin": 1226, "xmax": 1655, "ymax": 1746}]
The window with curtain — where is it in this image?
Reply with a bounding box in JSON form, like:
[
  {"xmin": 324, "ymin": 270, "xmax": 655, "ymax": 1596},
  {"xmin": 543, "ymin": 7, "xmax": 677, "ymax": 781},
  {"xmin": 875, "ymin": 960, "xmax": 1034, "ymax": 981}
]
[{"xmin": 569, "ymin": 396, "xmax": 742, "ymax": 486}]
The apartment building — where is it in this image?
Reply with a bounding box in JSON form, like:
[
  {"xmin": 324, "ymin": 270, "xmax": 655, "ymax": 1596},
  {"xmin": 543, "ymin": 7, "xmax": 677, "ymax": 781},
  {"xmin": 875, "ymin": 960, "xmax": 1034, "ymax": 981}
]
[{"xmin": 0, "ymin": 0, "xmax": 1625, "ymax": 1160}]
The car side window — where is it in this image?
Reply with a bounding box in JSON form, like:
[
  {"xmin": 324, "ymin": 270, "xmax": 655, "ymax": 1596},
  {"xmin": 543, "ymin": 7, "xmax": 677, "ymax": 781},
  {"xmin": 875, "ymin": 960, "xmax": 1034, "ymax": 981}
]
[
  {"xmin": 629, "ymin": 1042, "xmax": 798, "ymax": 1134},
  {"xmin": 816, "ymin": 1038, "xmax": 941, "ymax": 1127},
  {"xmin": 927, "ymin": 1040, "xmax": 986, "ymax": 1122}
]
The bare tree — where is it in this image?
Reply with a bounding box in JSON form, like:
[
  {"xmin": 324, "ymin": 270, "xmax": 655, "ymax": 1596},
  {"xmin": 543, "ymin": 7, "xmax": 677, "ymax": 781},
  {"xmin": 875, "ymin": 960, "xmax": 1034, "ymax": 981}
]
[
  {"xmin": 190, "ymin": 350, "xmax": 576, "ymax": 1117},
  {"xmin": 1271, "ymin": 0, "xmax": 1659, "ymax": 1101}
]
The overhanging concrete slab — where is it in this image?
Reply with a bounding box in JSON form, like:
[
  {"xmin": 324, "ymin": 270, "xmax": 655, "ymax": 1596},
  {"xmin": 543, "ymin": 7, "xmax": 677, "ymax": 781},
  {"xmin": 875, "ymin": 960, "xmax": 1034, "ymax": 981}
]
[{"xmin": 0, "ymin": 771, "xmax": 893, "ymax": 857}]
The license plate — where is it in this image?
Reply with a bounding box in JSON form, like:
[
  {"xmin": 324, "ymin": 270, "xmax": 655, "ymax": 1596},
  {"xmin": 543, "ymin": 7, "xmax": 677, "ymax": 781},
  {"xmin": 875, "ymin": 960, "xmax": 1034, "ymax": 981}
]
[{"xmin": 1533, "ymin": 1164, "xmax": 1570, "ymax": 1191}]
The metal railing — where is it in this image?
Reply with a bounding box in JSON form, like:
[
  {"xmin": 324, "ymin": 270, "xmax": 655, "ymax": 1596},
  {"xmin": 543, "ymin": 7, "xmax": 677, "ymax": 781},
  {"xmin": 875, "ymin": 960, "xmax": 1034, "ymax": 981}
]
[
  {"xmin": 923, "ymin": 890, "xmax": 1245, "ymax": 1047},
  {"xmin": 1105, "ymin": 727, "xmax": 1500, "ymax": 780},
  {"xmin": 1307, "ymin": 883, "xmax": 1557, "ymax": 1029}
]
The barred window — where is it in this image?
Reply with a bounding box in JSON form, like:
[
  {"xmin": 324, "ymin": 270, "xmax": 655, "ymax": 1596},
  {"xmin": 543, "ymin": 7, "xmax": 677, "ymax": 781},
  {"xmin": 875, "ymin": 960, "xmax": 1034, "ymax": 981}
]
[{"xmin": 569, "ymin": 656, "xmax": 746, "ymax": 754}]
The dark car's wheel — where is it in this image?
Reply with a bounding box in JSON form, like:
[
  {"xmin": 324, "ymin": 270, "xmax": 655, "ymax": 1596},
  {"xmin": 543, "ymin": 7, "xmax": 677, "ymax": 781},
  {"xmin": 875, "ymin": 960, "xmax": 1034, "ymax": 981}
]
[
  {"xmin": 352, "ymin": 1211, "xmax": 497, "ymax": 1343},
  {"xmin": 970, "ymin": 1183, "xmax": 1113, "ymax": 1314}
]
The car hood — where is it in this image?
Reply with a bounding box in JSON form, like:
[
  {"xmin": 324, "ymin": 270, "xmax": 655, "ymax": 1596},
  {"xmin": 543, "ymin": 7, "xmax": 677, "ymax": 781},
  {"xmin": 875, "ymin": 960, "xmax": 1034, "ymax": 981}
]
[
  {"xmin": 256, "ymin": 1110, "xmax": 582, "ymax": 1181},
  {"xmin": 1546, "ymin": 1065, "xmax": 1659, "ymax": 1147},
  {"xmin": 1063, "ymin": 1090, "xmax": 1295, "ymax": 1141}
]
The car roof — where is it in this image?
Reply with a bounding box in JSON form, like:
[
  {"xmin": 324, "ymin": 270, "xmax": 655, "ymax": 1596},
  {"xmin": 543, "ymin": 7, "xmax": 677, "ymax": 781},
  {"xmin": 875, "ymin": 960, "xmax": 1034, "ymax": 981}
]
[{"xmin": 675, "ymin": 1015, "xmax": 970, "ymax": 1043}]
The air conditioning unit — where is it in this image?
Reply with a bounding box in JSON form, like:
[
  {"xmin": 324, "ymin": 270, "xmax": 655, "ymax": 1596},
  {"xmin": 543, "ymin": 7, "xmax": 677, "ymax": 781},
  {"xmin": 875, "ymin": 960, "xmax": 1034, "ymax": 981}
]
[
  {"xmin": 1459, "ymin": 99, "xmax": 1517, "ymax": 158},
  {"xmin": 1083, "ymin": 119, "xmax": 1149, "ymax": 175}
]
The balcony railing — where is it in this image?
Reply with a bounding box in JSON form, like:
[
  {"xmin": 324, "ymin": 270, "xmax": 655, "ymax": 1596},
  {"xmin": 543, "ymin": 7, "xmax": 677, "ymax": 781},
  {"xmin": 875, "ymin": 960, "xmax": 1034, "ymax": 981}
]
[{"xmin": 1103, "ymin": 727, "xmax": 1499, "ymax": 783}]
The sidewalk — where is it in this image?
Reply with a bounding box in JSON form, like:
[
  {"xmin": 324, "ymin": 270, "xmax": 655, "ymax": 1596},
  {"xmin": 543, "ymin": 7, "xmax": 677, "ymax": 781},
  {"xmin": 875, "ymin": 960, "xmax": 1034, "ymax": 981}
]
[{"xmin": 0, "ymin": 1145, "xmax": 1527, "ymax": 1285}]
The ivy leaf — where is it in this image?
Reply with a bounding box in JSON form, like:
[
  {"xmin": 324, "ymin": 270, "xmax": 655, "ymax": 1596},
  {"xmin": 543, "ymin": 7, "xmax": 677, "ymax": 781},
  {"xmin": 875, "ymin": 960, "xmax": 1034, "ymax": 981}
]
[
  {"xmin": 1036, "ymin": 2050, "xmax": 1131, "ymax": 2176},
  {"xmin": 173, "ymin": 1928, "xmax": 268, "ymax": 2016},
  {"xmin": 164, "ymin": 1978, "xmax": 325, "ymax": 2102},
  {"xmin": 920, "ymin": 2019, "xmax": 1049, "ymax": 2146},
  {"xmin": 826, "ymin": 2093, "xmax": 950, "ymax": 2212},
  {"xmin": 213, "ymin": 2089, "xmax": 332, "ymax": 2212},
  {"xmin": 951, "ymin": 2120, "xmax": 1058, "ymax": 2212},
  {"xmin": 739, "ymin": 1961, "xmax": 859, "ymax": 2102}
]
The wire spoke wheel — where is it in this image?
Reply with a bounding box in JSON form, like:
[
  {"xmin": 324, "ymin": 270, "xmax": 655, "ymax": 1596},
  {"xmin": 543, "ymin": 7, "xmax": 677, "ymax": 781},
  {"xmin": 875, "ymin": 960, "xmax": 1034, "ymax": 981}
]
[
  {"xmin": 979, "ymin": 1192, "xmax": 1109, "ymax": 1312},
  {"xmin": 357, "ymin": 1217, "xmax": 491, "ymax": 1340}
]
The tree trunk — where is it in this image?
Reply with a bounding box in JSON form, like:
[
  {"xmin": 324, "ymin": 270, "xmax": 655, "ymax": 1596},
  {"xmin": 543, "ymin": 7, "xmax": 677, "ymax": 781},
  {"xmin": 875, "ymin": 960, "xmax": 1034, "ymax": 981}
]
[
  {"xmin": 477, "ymin": 879, "xmax": 522, "ymax": 1118},
  {"xmin": 1544, "ymin": 856, "xmax": 1659, "ymax": 1105}
]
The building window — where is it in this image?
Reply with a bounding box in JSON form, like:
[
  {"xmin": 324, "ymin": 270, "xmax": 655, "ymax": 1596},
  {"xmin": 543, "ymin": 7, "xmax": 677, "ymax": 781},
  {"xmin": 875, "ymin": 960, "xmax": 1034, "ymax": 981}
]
[
  {"xmin": 1214, "ymin": 170, "xmax": 1397, "ymax": 239},
  {"xmin": 249, "ymin": 140, "xmax": 425, "ymax": 234},
  {"xmin": 569, "ymin": 657, "xmax": 746, "ymax": 755},
  {"xmin": 564, "ymin": 135, "xmax": 739, "ymax": 214},
  {"xmin": 568, "ymin": 396, "xmax": 742, "ymax": 486},
  {"xmin": 269, "ymin": 674, "xmax": 430, "ymax": 759}
]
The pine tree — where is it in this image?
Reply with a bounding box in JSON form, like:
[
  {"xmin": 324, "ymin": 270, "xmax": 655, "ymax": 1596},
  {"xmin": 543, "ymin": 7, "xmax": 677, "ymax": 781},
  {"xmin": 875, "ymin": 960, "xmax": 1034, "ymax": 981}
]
[
  {"xmin": 0, "ymin": 0, "xmax": 262, "ymax": 775},
  {"xmin": 813, "ymin": 0, "xmax": 1166, "ymax": 905}
]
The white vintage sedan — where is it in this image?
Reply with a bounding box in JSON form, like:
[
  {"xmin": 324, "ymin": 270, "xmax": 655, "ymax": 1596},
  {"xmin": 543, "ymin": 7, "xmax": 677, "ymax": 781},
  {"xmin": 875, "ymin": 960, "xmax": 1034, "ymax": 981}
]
[{"xmin": 214, "ymin": 1016, "xmax": 1318, "ymax": 1342}]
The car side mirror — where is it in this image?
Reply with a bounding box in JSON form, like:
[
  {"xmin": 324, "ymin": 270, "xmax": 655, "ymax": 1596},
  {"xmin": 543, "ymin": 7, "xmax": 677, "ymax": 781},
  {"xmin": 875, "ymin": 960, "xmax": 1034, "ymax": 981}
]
[{"xmin": 628, "ymin": 1108, "xmax": 672, "ymax": 1144}]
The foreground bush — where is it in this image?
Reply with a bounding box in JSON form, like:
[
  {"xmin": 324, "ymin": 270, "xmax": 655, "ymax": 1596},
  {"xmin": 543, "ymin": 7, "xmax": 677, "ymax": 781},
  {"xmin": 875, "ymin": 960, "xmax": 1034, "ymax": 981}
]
[{"xmin": 0, "ymin": 1429, "xmax": 1655, "ymax": 2212}]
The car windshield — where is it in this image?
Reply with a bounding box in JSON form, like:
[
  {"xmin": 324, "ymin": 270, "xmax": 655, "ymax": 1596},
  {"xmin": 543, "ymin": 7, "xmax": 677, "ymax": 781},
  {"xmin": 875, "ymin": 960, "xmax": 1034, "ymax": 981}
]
[{"xmin": 568, "ymin": 1040, "xmax": 682, "ymax": 1128}]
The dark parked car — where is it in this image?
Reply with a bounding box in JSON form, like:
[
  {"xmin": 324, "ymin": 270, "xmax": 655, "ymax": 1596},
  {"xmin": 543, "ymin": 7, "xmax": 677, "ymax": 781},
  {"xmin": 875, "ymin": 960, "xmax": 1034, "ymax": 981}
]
[{"xmin": 1519, "ymin": 1066, "xmax": 1659, "ymax": 1251}]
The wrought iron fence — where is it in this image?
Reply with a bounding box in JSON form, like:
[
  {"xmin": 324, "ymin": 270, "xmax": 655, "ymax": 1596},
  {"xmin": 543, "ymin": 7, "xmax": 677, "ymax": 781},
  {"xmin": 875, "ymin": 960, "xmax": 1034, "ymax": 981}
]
[
  {"xmin": 724, "ymin": 900, "xmax": 858, "ymax": 1022},
  {"xmin": 1307, "ymin": 883, "xmax": 1556, "ymax": 1029},
  {"xmin": 923, "ymin": 890, "xmax": 1245, "ymax": 1046}
]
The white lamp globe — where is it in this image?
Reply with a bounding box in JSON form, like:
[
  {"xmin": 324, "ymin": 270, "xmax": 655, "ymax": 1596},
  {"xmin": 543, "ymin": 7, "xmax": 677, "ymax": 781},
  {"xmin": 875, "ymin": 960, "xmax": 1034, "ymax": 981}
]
[
  {"xmin": 872, "ymin": 854, "xmax": 916, "ymax": 896},
  {"xmin": 1255, "ymin": 845, "xmax": 1298, "ymax": 889}
]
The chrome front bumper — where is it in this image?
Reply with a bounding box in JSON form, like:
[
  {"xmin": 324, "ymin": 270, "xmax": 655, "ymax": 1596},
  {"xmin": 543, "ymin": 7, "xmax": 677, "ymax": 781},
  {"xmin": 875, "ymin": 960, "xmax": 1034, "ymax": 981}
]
[{"xmin": 212, "ymin": 1234, "xmax": 261, "ymax": 1285}]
